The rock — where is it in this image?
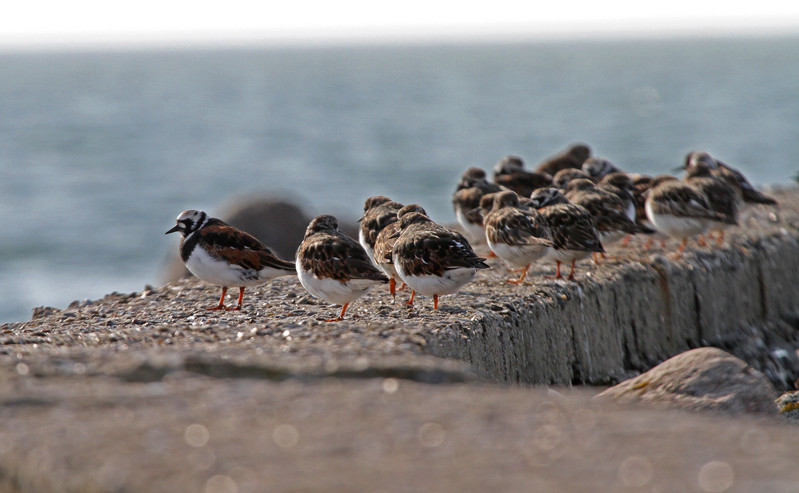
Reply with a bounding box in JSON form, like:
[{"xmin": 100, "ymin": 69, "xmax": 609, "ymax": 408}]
[
  {"xmin": 597, "ymin": 347, "xmax": 778, "ymax": 416},
  {"xmin": 776, "ymin": 390, "xmax": 799, "ymax": 423}
]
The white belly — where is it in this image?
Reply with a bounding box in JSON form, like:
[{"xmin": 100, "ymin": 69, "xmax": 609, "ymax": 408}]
[
  {"xmin": 358, "ymin": 229, "xmax": 379, "ymax": 268},
  {"xmin": 646, "ymin": 202, "xmax": 709, "ymax": 239},
  {"xmin": 488, "ymin": 239, "xmax": 551, "ymax": 267},
  {"xmin": 297, "ymin": 267, "xmax": 380, "ymax": 306},
  {"xmin": 395, "ymin": 264, "xmax": 476, "ymax": 296},
  {"xmin": 547, "ymin": 248, "xmax": 592, "ymax": 264},
  {"xmin": 185, "ymin": 247, "xmax": 291, "ymax": 287},
  {"xmin": 377, "ymin": 260, "xmax": 400, "ymax": 281},
  {"xmin": 455, "ymin": 207, "xmax": 486, "ymax": 244}
]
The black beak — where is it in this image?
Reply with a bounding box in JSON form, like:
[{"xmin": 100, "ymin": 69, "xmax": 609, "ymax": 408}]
[{"xmin": 165, "ymin": 224, "xmax": 181, "ymax": 235}]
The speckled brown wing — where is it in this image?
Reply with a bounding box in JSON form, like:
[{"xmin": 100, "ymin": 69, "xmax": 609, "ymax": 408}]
[
  {"xmin": 359, "ymin": 201, "xmax": 403, "ymax": 250},
  {"xmin": 394, "ymin": 224, "xmax": 489, "ymax": 277},
  {"xmin": 484, "ymin": 208, "xmax": 553, "ymax": 247},
  {"xmin": 649, "ymin": 182, "xmax": 732, "ymax": 223},
  {"xmin": 535, "ymin": 155, "xmax": 581, "ymax": 176},
  {"xmin": 493, "ymin": 171, "xmax": 553, "ymax": 197},
  {"xmin": 452, "ymin": 187, "xmax": 486, "ymax": 224},
  {"xmin": 688, "ymin": 176, "xmax": 739, "ymax": 224},
  {"xmin": 195, "ymin": 220, "xmax": 295, "ymax": 272},
  {"xmin": 373, "ymin": 221, "xmax": 401, "ymax": 265},
  {"xmin": 568, "ymin": 191, "xmax": 652, "ymax": 235},
  {"xmin": 539, "ymin": 203, "xmax": 604, "ymax": 253},
  {"xmin": 298, "ymin": 231, "xmax": 388, "ymax": 283},
  {"xmin": 715, "ymin": 161, "xmax": 777, "ymax": 205}
]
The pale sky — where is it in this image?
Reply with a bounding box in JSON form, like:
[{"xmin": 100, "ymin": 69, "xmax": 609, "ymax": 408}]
[{"xmin": 3, "ymin": 0, "xmax": 799, "ymax": 47}]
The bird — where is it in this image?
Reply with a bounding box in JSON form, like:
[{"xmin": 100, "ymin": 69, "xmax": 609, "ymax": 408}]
[
  {"xmin": 492, "ymin": 155, "xmax": 553, "ymax": 197},
  {"xmin": 296, "ymin": 215, "xmax": 388, "ymax": 321},
  {"xmin": 582, "ymin": 157, "xmax": 621, "ymax": 181},
  {"xmin": 565, "ymin": 178, "xmax": 654, "ymax": 252},
  {"xmin": 165, "ymin": 209, "xmax": 296, "ymax": 311},
  {"xmin": 358, "ymin": 195, "xmax": 403, "ymax": 264},
  {"xmin": 528, "ymin": 188, "xmax": 604, "ymax": 280},
  {"xmin": 598, "ymin": 172, "xmax": 638, "ymax": 222},
  {"xmin": 372, "ymin": 203, "xmax": 427, "ymax": 300},
  {"xmin": 535, "ymin": 143, "xmax": 592, "ymax": 175},
  {"xmin": 644, "ymin": 176, "xmax": 735, "ymax": 256},
  {"xmin": 482, "ymin": 190, "xmax": 554, "ymax": 284},
  {"xmin": 684, "ymin": 160, "xmax": 740, "ymax": 246},
  {"xmin": 392, "ymin": 212, "xmax": 490, "ymax": 309},
  {"xmin": 552, "ymin": 168, "xmax": 593, "ymax": 190},
  {"xmin": 684, "ymin": 151, "xmax": 777, "ymax": 206},
  {"xmin": 452, "ymin": 167, "xmax": 503, "ymax": 244}
]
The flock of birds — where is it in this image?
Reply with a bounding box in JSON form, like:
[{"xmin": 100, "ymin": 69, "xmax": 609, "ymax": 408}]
[{"xmin": 166, "ymin": 143, "xmax": 778, "ymax": 321}]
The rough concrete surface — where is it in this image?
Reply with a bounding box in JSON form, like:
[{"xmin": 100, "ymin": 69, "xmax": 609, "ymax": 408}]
[{"xmin": 1, "ymin": 187, "xmax": 799, "ymax": 492}]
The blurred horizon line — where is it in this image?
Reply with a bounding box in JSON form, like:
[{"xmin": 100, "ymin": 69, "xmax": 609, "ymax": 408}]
[{"xmin": 1, "ymin": 22, "xmax": 798, "ymax": 53}]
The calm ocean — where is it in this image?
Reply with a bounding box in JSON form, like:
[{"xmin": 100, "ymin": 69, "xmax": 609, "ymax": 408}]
[{"xmin": 1, "ymin": 36, "xmax": 798, "ymax": 323}]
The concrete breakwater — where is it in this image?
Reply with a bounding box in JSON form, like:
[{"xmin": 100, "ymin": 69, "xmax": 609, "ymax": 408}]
[{"xmin": 426, "ymin": 224, "xmax": 799, "ymax": 388}]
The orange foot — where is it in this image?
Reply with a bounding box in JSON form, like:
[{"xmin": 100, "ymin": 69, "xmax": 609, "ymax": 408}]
[{"xmin": 325, "ymin": 303, "xmax": 349, "ymax": 322}]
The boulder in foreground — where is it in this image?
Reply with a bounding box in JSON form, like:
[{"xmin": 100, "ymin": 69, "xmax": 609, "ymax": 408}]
[{"xmin": 597, "ymin": 347, "xmax": 778, "ymax": 416}]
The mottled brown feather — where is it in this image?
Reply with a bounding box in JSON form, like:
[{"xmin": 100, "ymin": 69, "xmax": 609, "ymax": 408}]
[
  {"xmin": 196, "ymin": 221, "xmax": 295, "ymax": 272},
  {"xmin": 393, "ymin": 218, "xmax": 489, "ymax": 277},
  {"xmin": 538, "ymin": 203, "xmax": 604, "ymax": 253},
  {"xmin": 298, "ymin": 230, "xmax": 388, "ymax": 283}
]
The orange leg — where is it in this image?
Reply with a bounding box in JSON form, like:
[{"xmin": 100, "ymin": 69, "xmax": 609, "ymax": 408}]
[
  {"xmin": 487, "ymin": 250, "xmax": 497, "ymax": 258},
  {"xmin": 325, "ymin": 303, "xmax": 349, "ymax": 322},
  {"xmin": 621, "ymin": 234, "xmax": 631, "ymax": 247},
  {"xmin": 207, "ymin": 287, "xmax": 228, "ymax": 310},
  {"xmin": 389, "ymin": 278, "xmax": 396, "ymax": 299},
  {"xmin": 507, "ymin": 265, "xmax": 530, "ymax": 284},
  {"xmin": 697, "ymin": 234, "xmax": 707, "ymax": 247},
  {"xmin": 405, "ymin": 290, "xmax": 416, "ymax": 306},
  {"xmin": 433, "ymin": 294, "xmax": 439, "ymax": 310},
  {"xmin": 567, "ymin": 259, "xmax": 578, "ymax": 281},
  {"xmin": 399, "ymin": 282, "xmax": 408, "ymax": 291},
  {"xmin": 226, "ymin": 287, "xmax": 245, "ymax": 311},
  {"xmin": 547, "ymin": 261, "xmax": 563, "ymax": 280},
  {"xmin": 715, "ymin": 229, "xmax": 725, "ymax": 247}
]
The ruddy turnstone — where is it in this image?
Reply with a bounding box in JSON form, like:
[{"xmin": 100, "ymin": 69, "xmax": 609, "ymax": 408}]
[
  {"xmin": 644, "ymin": 176, "xmax": 735, "ymax": 255},
  {"xmin": 452, "ymin": 167, "xmax": 502, "ymax": 244},
  {"xmin": 684, "ymin": 151, "xmax": 777, "ymax": 205},
  {"xmin": 392, "ymin": 212, "xmax": 489, "ymax": 309},
  {"xmin": 582, "ymin": 157, "xmax": 621, "ymax": 181},
  {"xmin": 296, "ymin": 215, "xmax": 388, "ymax": 321},
  {"xmin": 535, "ymin": 143, "xmax": 591, "ymax": 175},
  {"xmin": 483, "ymin": 191, "xmax": 553, "ymax": 284},
  {"xmin": 492, "ymin": 155, "xmax": 553, "ymax": 197},
  {"xmin": 528, "ymin": 188, "xmax": 604, "ymax": 280},
  {"xmin": 358, "ymin": 195, "xmax": 403, "ymax": 264},
  {"xmin": 372, "ymin": 203, "xmax": 427, "ymax": 300},
  {"xmin": 165, "ymin": 209, "xmax": 296, "ymax": 311},
  {"xmin": 598, "ymin": 172, "xmax": 637, "ymax": 222},
  {"xmin": 552, "ymin": 168, "xmax": 593, "ymax": 190},
  {"xmin": 565, "ymin": 178, "xmax": 653, "ymax": 250},
  {"xmin": 684, "ymin": 160, "xmax": 739, "ymax": 246}
]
